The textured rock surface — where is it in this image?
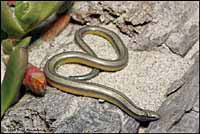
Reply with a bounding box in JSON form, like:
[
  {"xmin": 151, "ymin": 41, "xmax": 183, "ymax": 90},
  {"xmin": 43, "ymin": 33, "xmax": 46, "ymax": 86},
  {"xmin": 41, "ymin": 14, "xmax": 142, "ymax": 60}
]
[
  {"xmin": 146, "ymin": 53, "xmax": 199, "ymax": 133},
  {"xmin": 1, "ymin": 87, "xmax": 139, "ymax": 133},
  {"xmin": 1, "ymin": 1, "xmax": 199, "ymax": 133},
  {"xmin": 72, "ymin": 1, "xmax": 199, "ymax": 56}
]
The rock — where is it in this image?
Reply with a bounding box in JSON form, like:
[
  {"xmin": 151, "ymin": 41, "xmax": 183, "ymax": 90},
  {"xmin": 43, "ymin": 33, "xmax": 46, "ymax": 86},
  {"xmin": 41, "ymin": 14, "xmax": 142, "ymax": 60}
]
[
  {"xmin": 71, "ymin": 1, "xmax": 154, "ymax": 36},
  {"xmin": 146, "ymin": 52, "xmax": 199, "ymax": 133},
  {"xmin": 1, "ymin": 1, "xmax": 199, "ymax": 133},
  {"xmin": 166, "ymin": 79, "xmax": 185, "ymax": 96},
  {"xmin": 168, "ymin": 111, "xmax": 199, "ymax": 133},
  {"xmin": 166, "ymin": 24, "xmax": 199, "ymax": 56},
  {"xmin": 192, "ymin": 90, "xmax": 199, "ymax": 113},
  {"xmin": 125, "ymin": 1, "xmax": 199, "ymax": 55},
  {"xmin": 1, "ymin": 87, "xmax": 139, "ymax": 133},
  {"xmin": 72, "ymin": 1, "xmax": 199, "ymax": 56}
]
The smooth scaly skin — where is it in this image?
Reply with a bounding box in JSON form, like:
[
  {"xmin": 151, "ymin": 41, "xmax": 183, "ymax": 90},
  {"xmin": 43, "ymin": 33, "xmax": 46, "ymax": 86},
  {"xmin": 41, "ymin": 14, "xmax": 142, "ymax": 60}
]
[
  {"xmin": 44, "ymin": 26, "xmax": 160, "ymax": 122},
  {"xmin": 1, "ymin": 38, "xmax": 29, "ymax": 118}
]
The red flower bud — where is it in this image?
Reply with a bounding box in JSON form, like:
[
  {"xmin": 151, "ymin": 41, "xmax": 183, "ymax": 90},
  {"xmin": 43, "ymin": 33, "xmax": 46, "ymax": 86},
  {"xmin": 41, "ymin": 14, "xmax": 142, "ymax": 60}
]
[
  {"xmin": 23, "ymin": 64, "xmax": 47, "ymax": 96},
  {"xmin": 6, "ymin": 1, "xmax": 16, "ymax": 6}
]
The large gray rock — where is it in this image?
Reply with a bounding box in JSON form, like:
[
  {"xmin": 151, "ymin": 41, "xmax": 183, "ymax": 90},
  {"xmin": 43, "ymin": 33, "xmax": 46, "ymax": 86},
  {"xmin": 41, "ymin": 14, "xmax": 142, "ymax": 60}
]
[
  {"xmin": 1, "ymin": 87, "xmax": 139, "ymax": 133},
  {"xmin": 72, "ymin": 1, "xmax": 199, "ymax": 56},
  {"xmin": 146, "ymin": 53, "xmax": 199, "ymax": 133}
]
